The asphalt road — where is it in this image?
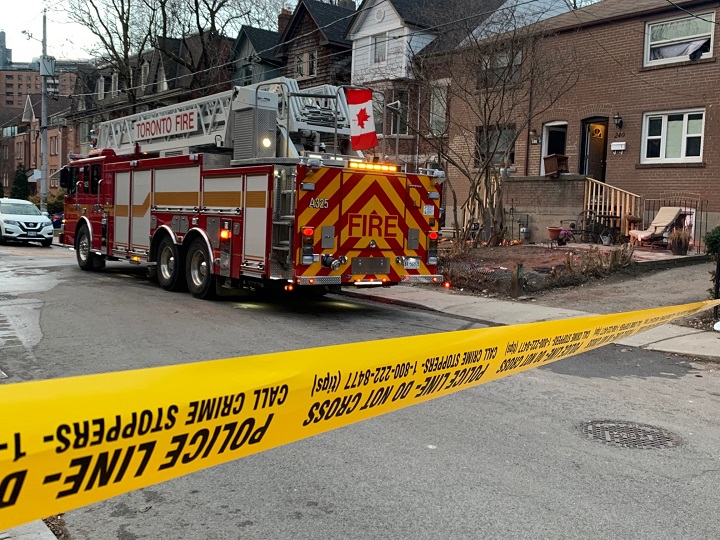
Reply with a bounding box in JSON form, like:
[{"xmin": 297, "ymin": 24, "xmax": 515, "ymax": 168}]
[{"xmin": 1, "ymin": 244, "xmax": 719, "ymax": 539}]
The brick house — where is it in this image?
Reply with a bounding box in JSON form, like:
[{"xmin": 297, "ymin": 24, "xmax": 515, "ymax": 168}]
[
  {"xmin": 68, "ymin": 34, "xmax": 234, "ymax": 156},
  {"xmin": 275, "ymin": 0, "xmax": 356, "ymax": 89},
  {"xmin": 443, "ymin": 0, "xmax": 720, "ymax": 237}
]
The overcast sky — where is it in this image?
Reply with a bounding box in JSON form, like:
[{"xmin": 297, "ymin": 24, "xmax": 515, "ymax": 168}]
[{"xmin": 2, "ymin": 0, "xmax": 95, "ymax": 62}]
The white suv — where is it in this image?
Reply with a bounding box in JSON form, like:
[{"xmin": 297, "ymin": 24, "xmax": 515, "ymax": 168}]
[{"xmin": 0, "ymin": 198, "xmax": 54, "ymax": 247}]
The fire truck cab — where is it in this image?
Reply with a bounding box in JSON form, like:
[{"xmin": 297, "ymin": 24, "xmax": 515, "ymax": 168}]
[{"xmin": 60, "ymin": 78, "xmax": 443, "ymax": 299}]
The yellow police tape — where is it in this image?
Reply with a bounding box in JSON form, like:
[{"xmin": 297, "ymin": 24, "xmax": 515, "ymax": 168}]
[{"xmin": 0, "ymin": 299, "xmax": 718, "ymax": 529}]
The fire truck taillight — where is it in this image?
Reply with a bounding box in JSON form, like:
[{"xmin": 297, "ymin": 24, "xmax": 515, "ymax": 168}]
[
  {"xmin": 301, "ymin": 227, "xmax": 315, "ymax": 265},
  {"xmin": 427, "ymin": 231, "xmax": 439, "ymax": 266}
]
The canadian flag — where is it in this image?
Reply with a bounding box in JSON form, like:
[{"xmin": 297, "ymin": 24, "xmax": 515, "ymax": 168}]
[{"xmin": 346, "ymin": 88, "xmax": 378, "ymax": 151}]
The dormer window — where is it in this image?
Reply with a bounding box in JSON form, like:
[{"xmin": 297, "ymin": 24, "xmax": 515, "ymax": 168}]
[
  {"xmin": 96, "ymin": 76, "xmax": 105, "ymax": 100},
  {"xmin": 158, "ymin": 62, "xmax": 168, "ymax": 92},
  {"xmin": 141, "ymin": 61, "xmax": 149, "ymax": 90},
  {"xmin": 111, "ymin": 73, "xmax": 119, "ymax": 97},
  {"xmin": 645, "ymin": 12, "xmax": 714, "ymax": 66}
]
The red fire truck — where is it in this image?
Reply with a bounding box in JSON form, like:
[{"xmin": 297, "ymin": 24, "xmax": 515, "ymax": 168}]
[{"xmin": 60, "ymin": 79, "xmax": 444, "ymax": 299}]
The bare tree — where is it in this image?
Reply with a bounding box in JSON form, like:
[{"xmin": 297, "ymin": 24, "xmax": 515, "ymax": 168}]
[
  {"xmin": 409, "ymin": 2, "xmax": 583, "ymax": 250},
  {"xmin": 64, "ymin": 0, "xmax": 290, "ymax": 101}
]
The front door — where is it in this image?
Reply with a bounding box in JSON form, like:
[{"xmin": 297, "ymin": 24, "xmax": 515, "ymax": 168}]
[
  {"xmin": 540, "ymin": 123, "xmax": 567, "ymax": 175},
  {"xmin": 581, "ymin": 119, "xmax": 608, "ymax": 181}
]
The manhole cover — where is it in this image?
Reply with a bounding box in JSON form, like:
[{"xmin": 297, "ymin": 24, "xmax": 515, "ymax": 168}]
[{"xmin": 580, "ymin": 420, "xmax": 681, "ymax": 449}]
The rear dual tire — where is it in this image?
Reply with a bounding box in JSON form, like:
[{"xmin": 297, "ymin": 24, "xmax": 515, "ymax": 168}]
[{"xmin": 157, "ymin": 236, "xmax": 186, "ymax": 292}]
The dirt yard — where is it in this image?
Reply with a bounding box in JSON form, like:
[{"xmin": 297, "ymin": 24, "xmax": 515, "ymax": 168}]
[{"xmin": 437, "ymin": 243, "xmax": 718, "ymax": 331}]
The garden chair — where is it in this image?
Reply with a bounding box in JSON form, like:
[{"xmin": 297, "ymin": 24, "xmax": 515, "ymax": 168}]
[{"xmin": 628, "ymin": 207, "xmax": 683, "ymax": 246}]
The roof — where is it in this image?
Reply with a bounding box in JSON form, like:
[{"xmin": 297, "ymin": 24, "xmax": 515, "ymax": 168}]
[
  {"xmin": 277, "ymin": 0, "xmax": 356, "ymax": 57},
  {"xmin": 536, "ymin": 0, "xmax": 713, "ymax": 34},
  {"xmin": 241, "ymin": 27, "xmax": 282, "ymax": 63}
]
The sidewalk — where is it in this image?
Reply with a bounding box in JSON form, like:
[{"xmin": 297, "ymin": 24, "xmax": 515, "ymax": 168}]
[
  {"xmin": 342, "ymin": 285, "xmax": 720, "ymax": 360},
  {"xmin": 0, "ymin": 521, "xmax": 55, "ymax": 540}
]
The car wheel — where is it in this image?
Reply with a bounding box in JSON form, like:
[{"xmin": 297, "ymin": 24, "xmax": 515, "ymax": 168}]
[
  {"xmin": 157, "ymin": 235, "xmax": 186, "ymax": 291},
  {"xmin": 76, "ymin": 226, "xmax": 95, "ymax": 271},
  {"xmin": 185, "ymin": 237, "xmax": 216, "ymax": 300},
  {"xmin": 41, "ymin": 238, "xmax": 52, "ymax": 248}
]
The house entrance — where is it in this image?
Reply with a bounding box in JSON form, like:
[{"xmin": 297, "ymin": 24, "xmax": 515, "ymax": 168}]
[{"xmin": 580, "ymin": 118, "xmax": 608, "ymax": 181}]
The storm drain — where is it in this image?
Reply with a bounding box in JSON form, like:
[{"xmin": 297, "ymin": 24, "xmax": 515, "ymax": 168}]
[{"xmin": 580, "ymin": 420, "xmax": 681, "ymax": 449}]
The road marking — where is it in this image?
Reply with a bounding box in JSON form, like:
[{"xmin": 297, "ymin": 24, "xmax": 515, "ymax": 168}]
[{"xmin": 0, "ymin": 369, "xmax": 7, "ymax": 379}]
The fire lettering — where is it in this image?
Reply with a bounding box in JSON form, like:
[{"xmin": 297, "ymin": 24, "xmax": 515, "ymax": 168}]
[{"xmin": 348, "ymin": 214, "xmax": 399, "ymax": 238}]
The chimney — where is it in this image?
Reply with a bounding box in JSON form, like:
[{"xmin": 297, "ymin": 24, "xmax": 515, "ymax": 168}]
[
  {"xmin": 278, "ymin": 8, "xmax": 292, "ymax": 34},
  {"xmin": 337, "ymin": 0, "xmax": 356, "ymax": 10}
]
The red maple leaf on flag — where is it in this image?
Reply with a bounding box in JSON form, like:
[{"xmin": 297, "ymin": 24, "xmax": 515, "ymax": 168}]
[{"xmin": 356, "ymin": 107, "xmax": 371, "ymax": 129}]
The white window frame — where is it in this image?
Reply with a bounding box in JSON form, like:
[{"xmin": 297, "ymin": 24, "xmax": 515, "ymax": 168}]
[
  {"xmin": 111, "ymin": 73, "xmax": 119, "ymax": 97},
  {"xmin": 295, "ymin": 54, "xmax": 304, "ymax": 78},
  {"xmin": 307, "ymin": 50, "xmax": 317, "ymax": 77},
  {"xmin": 372, "ymin": 33, "xmax": 387, "ymax": 64},
  {"xmin": 96, "ymin": 76, "xmax": 105, "ymax": 100},
  {"xmin": 641, "ymin": 109, "xmax": 705, "ymax": 164},
  {"xmin": 158, "ymin": 63, "xmax": 168, "ymax": 92},
  {"xmin": 644, "ymin": 12, "xmax": 715, "ymax": 67}
]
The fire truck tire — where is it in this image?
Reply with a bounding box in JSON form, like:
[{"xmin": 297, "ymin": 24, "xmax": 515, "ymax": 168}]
[
  {"xmin": 76, "ymin": 226, "xmax": 102, "ymax": 272},
  {"xmin": 157, "ymin": 236, "xmax": 186, "ymax": 292},
  {"xmin": 185, "ymin": 238, "xmax": 216, "ymax": 300}
]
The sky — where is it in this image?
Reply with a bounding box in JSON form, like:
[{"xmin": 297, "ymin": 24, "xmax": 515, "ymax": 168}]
[{"xmin": 2, "ymin": 0, "xmax": 96, "ymax": 62}]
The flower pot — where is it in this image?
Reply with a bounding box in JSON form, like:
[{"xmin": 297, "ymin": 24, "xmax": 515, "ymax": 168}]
[
  {"xmin": 547, "ymin": 227, "xmax": 562, "ymax": 240},
  {"xmin": 670, "ymin": 243, "xmax": 688, "ymax": 256}
]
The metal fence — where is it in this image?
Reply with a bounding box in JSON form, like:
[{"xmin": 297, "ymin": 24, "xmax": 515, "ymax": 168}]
[{"xmin": 642, "ymin": 193, "xmax": 708, "ymax": 254}]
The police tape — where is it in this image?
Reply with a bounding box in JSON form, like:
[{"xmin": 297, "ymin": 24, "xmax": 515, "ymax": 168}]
[{"xmin": 0, "ymin": 299, "xmax": 718, "ymax": 529}]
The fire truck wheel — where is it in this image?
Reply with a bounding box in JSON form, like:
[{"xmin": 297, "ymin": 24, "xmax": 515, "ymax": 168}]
[
  {"xmin": 185, "ymin": 238, "xmax": 216, "ymax": 300},
  {"xmin": 76, "ymin": 226, "xmax": 101, "ymax": 271},
  {"xmin": 157, "ymin": 236, "xmax": 186, "ymax": 292}
]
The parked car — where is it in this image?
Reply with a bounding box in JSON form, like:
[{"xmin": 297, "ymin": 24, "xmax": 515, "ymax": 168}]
[{"xmin": 0, "ymin": 198, "xmax": 54, "ymax": 247}]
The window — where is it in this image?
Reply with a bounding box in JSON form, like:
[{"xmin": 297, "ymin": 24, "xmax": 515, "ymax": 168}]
[
  {"xmin": 390, "ymin": 90, "xmax": 408, "ymax": 135},
  {"xmin": 111, "ymin": 73, "xmax": 119, "ymax": 97},
  {"xmin": 642, "ymin": 109, "xmax": 704, "ymax": 163},
  {"xmin": 18, "ymin": 75, "xmax": 22, "ymax": 81},
  {"xmin": 141, "ymin": 62, "xmax": 149, "ymax": 90},
  {"xmin": 645, "ymin": 12, "xmax": 714, "ymax": 66},
  {"xmin": 157, "ymin": 63, "xmax": 168, "ymax": 92},
  {"xmin": 479, "ymin": 50, "xmax": 522, "ymax": 87},
  {"xmin": 474, "ymin": 126, "xmax": 516, "ymax": 168},
  {"xmin": 307, "ymin": 51, "xmax": 317, "ymax": 77},
  {"xmin": 429, "ymin": 82, "xmax": 448, "ymax": 135},
  {"xmin": 50, "ymin": 136, "xmax": 58, "ymax": 155},
  {"xmin": 372, "ymin": 33, "xmax": 387, "ymax": 64},
  {"xmin": 96, "ymin": 76, "xmax": 105, "ymax": 100},
  {"xmin": 295, "ymin": 55, "xmax": 304, "ymax": 78}
]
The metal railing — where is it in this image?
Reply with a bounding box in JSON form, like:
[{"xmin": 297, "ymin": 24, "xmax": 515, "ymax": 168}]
[{"xmin": 642, "ymin": 193, "xmax": 708, "ymax": 254}]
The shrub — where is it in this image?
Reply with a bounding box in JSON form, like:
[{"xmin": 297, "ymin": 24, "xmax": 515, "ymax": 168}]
[{"xmin": 705, "ymin": 226, "xmax": 720, "ymax": 257}]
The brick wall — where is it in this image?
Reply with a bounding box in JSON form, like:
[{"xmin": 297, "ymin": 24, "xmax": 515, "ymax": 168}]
[{"xmin": 443, "ymin": 3, "xmax": 720, "ymax": 230}]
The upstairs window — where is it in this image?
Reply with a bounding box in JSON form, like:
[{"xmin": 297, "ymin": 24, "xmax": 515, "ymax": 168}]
[
  {"xmin": 645, "ymin": 12, "xmax": 714, "ymax": 66},
  {"xmin": 158, "ymin": 63, "xmax": 168, "ymax": 92},
  {"xmin": 479, "ymin": 50, "xmax": 522, "ymax": 87},
  {"xmin": 372, "ymin": 33, "xmax": 387, "ymax": 64},
  {"xmin": 429, "ymin": 81, "xmax": 448, "ymax": 135},
  {"xmin": 111, "ymin": 73, "xmax": 119, "ymax": 97},
  {"xmin": 295, "ymin": 55, "xmax": 304, "ymax": 78},
  {"xmin": 141, "ymin": 61, "xmax": 149, "ymax": 90},
  {"xmin": 96, "ymin": 76, "xmax": 105, "ymax": 100},
  {"xmin": 642, "ymin": 109, "xmax": 704, "ymax": 164},
  {"xmin": 307, "ymin": 51, "xmax": 317, "ymax": 77}
]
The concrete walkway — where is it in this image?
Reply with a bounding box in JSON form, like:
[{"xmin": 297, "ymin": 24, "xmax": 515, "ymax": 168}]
[
  {"xmin": 342, "ymin": 285, "xmax": 720, "ymax": 360},
  {"xmin": 0, "ymin": 521, "xmax": 55, "ymax": 540}
]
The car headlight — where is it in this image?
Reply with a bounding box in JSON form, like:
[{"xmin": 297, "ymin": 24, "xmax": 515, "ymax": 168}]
[
  {"xmin": 2, "ymin": 219, "xmax": 19, "ymax": 226},
  {"xmin": 42, "ymin": 223, "xmax": 53, "ymax": 229}
]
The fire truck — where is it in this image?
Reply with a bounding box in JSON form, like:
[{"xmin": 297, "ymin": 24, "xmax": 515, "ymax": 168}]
[{"xmin": 59, "ymin": 78, "xmax": 444, "ymax": 299}]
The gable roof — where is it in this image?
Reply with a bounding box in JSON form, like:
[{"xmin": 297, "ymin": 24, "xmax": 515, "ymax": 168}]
[
  {"xmin": 241, "ymin": 26, "xmax": 282, "ymax": 63},
  {"xmin": 276, "ymin": 0, "xmax": 356, "ymax": 57}
]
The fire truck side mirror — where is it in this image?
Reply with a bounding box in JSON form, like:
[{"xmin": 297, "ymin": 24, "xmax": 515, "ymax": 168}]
[{"xmin": 59, "ymin": 167, "xmax": 70, "ymax": 189}]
